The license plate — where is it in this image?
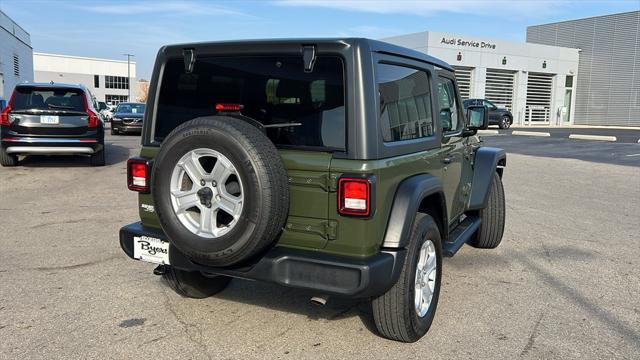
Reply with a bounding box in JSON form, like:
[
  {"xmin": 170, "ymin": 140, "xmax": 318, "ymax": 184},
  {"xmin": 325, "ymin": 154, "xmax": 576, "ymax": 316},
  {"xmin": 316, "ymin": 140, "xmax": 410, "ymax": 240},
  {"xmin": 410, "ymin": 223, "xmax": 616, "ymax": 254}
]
[
  {"xmin": 40, "ymin": 115, "xmax": 59, "ymax": 124},
  {"xmin": 133, "ymin": 236, "xmax": 170, "ymax": 265}
]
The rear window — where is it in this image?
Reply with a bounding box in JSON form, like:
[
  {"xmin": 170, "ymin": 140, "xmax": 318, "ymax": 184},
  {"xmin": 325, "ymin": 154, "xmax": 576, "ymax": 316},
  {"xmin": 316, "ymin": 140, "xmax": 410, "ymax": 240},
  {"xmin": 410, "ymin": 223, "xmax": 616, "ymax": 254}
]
[
  {"xmin": 12, "ymin": 87, "xmax": 86, "ymax": 112},
  {"xmin": 154, "ymin": 55, "xmax": 346, "ymax": 150},
  {"xmin": 117, "ymin": 103, "xmax": 145, "ymax": 114}
]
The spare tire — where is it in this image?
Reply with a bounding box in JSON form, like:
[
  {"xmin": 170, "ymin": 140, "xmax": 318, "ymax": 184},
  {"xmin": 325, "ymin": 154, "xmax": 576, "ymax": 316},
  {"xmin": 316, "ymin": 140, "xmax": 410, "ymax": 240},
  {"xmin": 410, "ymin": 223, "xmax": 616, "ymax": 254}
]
[{"xmin": 152, "ymin": 116, "xmax": 289, "ymax": 267}]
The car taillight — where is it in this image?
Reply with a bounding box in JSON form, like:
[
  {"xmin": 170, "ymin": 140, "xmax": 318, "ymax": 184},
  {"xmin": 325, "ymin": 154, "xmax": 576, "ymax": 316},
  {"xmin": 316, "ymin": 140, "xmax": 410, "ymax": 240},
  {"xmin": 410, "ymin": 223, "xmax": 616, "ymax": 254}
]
[
  {"xmin": 1, "ymin": 91, "xmax": 16, "ymax": 127},
  {"xmin": 83, "ymin": 94, "xmax": 100, "ymax": 128},
  {"xmin": 127, "ymin": 158, "xmax": 150, "ymax": 192},
  {"xmin": 215, "ymin": 103, "xmax": 243, "ymax": 111},
  {"xmin": 338, "ymin": 177, "xmax": 372, "ymax": 217}
]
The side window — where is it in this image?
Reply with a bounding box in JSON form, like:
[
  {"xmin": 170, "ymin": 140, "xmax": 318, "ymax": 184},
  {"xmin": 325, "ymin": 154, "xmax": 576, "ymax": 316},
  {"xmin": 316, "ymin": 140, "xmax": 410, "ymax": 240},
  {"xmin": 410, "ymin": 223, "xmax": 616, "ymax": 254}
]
[
  {"xmin": 437, "ymin": 77, "xmax": 462, "ymax": 132},
  {"xmin": 377, "ymin": 63, "xmax": 434, "ymax": 142}
]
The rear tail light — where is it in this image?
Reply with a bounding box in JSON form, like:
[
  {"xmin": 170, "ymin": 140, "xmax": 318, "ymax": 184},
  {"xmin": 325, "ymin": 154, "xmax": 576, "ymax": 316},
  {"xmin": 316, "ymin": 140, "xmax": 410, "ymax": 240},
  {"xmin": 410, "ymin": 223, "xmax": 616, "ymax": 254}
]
[
  {"xmin": 83, "ymin": 94, "xmax": 100, "ymax": 128},
  {"xmin": 338, "ymin": 177, "xmax": 373, "ymax": 217},
  {"xmin": 127, "ymin": 158, "xmax": 151, "ymax": 192},
  {"xmin": 1, "ymin": 91, "xmax": 16, "ymax": 127}
]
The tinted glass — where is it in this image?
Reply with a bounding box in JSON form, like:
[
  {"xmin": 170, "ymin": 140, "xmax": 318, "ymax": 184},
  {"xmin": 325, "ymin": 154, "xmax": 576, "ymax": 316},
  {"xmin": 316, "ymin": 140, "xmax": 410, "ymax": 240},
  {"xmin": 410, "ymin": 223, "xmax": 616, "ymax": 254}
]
[
  {"xmin": 11, "ymin": 87, "xmax": 86, "ymax": 112},
  {"xmin": 377, "ymin": 63, "xmax": 434, "ymax": 142},
  {"xmin": 436, "ymin": 77, "xmax": 461, "ymax": 132},
  {"xmin": 116, "ymin": 103, "xmax": 145, "ymax": 114},
  {"xmin": 156, "ymin": 56, "xmax": 345, "ymax": 150}
]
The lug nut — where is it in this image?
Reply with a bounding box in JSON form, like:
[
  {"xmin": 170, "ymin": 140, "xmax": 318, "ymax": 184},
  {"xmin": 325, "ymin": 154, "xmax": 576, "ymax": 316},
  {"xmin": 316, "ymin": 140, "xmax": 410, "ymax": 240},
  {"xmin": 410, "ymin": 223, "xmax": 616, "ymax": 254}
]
[
  {"xmin": 212, "ymin": 180, "xmax": 217, "ymax": 187},
  {"xmin": 215, "ymin": 195, "xmax": 221, "ymax": 201},
  {"xmin": 200, "ymin": 180, "xmax": 205, "ymax": 186}
]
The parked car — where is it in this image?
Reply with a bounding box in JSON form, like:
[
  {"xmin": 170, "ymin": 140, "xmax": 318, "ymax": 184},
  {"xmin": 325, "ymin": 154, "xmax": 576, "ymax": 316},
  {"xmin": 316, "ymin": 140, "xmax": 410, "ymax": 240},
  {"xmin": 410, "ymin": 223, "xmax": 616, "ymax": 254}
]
[
  {"xmin": 110, "ymin": 102, "xmax": 145, "ymax": 135},
  {"xmin": 0, "ymin": 82, "xmax": 105, "ymax": 166},
  {"xmin": 463, "ymin": 98, "xmax": 513, "ymax": 129},
  {"xmin": 100, "ymin": 104, "xmax": 116, "ymax": 121},
  {"xmin": 119, "ymin": 39, "xmax": 506, "ymax": 343}
]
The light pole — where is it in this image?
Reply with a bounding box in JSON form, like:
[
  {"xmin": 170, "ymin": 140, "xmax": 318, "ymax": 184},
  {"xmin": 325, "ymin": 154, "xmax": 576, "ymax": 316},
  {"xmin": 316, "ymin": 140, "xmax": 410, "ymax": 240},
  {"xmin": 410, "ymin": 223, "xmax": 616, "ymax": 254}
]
[{"xmin": 123, "ymin": 54, "xmax": 134, "ymax": 101}]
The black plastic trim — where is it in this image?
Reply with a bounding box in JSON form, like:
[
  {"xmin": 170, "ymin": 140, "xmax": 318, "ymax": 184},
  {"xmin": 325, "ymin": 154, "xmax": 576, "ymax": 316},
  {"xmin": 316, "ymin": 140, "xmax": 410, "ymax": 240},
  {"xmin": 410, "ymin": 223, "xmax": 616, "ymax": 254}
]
[
  {"xmin": 120, "ymin": 222, "xmax": 406, "ymax": 298},
  {"xmin": 382, "ymin": 174, "xmax": 445, "ymax": 248},
  {"xmin": 468, "ymin": 147, "xmax": 506, "ymax": 210}
]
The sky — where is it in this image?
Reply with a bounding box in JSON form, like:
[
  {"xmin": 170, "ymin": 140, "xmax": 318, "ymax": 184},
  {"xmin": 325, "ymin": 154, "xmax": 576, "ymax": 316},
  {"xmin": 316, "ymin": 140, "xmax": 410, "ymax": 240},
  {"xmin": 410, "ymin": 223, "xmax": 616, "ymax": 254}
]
[{"xmin": 2, "ymin": 0, "xmax": 638, "ymax": 79}]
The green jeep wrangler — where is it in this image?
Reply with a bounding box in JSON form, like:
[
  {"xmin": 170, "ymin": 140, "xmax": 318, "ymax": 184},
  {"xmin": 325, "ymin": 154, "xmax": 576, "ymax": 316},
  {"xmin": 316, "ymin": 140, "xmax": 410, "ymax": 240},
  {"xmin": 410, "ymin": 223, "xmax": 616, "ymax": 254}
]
[{"xmin": 120, "ymin": 38, "xmax": 506, "ymax": 343}]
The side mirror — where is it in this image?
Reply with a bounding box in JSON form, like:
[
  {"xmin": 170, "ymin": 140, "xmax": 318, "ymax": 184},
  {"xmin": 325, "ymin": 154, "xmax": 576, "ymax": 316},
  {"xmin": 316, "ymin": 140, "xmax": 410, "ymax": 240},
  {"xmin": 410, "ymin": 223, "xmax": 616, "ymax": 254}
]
[
  {"xmin": 491, "ymin": 105, "xmax": 497, "ymax": 111},
  {"xmin": 466, "ymin": 105, "xmax": 488, "ymax": 131}
]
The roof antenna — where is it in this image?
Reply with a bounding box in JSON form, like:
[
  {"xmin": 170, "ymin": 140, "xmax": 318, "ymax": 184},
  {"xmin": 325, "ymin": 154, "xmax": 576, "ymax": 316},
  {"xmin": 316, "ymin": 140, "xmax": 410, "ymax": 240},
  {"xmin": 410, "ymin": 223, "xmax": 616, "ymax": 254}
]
[
  {"xmin": 302, "ymin": 45, "xmax": 316, "ymax": 73},
  {"xmin": 183, "ymin": 48, "xmax": 196, "ymax": 74}
]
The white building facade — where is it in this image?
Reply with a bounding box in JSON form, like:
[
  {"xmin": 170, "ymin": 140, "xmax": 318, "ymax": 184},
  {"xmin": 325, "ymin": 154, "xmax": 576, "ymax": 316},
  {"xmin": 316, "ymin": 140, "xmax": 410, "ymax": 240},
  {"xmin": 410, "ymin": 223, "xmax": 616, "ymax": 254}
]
[
  {"xmin": 33, "ymin": 52, "xmax": 136, "ymax": 104},
  {"xmin": 0, "ymin": 10, "xmax": 33, "ymax": 103},
  {"xmin": 384, "ymin": 31, "xmax": 580, "ymax": 126}
]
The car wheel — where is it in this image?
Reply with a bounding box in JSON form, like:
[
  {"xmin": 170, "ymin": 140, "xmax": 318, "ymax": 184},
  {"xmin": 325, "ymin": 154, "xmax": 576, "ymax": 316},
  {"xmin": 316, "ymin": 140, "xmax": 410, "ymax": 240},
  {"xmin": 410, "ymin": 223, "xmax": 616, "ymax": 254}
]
[
  {"xmin": 469, "ymin": 172, "xmax": 505, "ymax": 249},
  {"xmin": 499, "ymin": 116, "xmax": 511, "ymax": 129},
  {"xmin": 151, "ymin": 116, "xmax": 289, "ymax": 267},
  {"xmin": 90, "ymin": 148, "xmax": 106, "ymax": 166},
  {"xmin": 0, "ymin": 147, "xmax": 18, "ymax": 167},
  {"xmin": 162, "ymin": 266, "xmax": 231, "ymax": 299},
  {"xmin": 371, "ymin": 213, "xmax": 442, "ymax": 342}
]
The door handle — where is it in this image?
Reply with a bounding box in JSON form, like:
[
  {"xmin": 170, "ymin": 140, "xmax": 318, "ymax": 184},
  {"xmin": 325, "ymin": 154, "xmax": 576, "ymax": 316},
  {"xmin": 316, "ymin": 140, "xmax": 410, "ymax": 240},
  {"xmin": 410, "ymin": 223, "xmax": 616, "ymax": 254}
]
[{"xmin": 442, "ymin": 157, "xmax": 452, "ymax": 165}]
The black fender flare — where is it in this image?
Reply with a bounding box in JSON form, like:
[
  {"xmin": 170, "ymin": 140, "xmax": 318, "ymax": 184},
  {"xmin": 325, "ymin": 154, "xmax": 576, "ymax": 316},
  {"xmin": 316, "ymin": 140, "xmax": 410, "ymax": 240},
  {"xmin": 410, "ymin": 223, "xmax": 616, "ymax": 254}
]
[
  {"xmin": 382, "ymin": 174, "xmax": 446, "ymax": 249},
  {"xmin": 468, "ymin": 147, "xmax": 506, "ymax": 211}
]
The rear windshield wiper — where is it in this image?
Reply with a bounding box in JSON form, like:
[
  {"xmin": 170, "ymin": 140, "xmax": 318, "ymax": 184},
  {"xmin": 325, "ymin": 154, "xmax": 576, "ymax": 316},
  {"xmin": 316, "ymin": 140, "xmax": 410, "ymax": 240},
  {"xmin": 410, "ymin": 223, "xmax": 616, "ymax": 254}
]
[{"xmin": 47, "ymin": 104, "xmax": 77, "ymax": 110}]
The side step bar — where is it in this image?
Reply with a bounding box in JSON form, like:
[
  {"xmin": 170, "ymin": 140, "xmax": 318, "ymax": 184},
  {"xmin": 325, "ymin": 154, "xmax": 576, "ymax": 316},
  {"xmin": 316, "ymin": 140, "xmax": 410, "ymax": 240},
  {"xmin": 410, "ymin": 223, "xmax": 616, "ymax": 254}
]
[{"xmin": 442, "ymin": 215, "xmax": 481, "ymax": 257}]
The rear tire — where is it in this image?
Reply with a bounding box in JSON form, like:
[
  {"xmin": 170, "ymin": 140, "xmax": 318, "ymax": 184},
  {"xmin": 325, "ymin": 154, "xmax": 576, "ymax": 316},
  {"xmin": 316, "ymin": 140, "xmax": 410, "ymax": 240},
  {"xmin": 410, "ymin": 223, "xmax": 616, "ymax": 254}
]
[
  {"xmin": 163, "ymin": 267, "xmax": 231, "ymax": 299},
  {"xmin": 372, "ymin": 213, "xmax": 442, "ymax": 342},
  {"xmin": 90, "ymin": 148, "xmax": 105, "ymax": 166},
  {"xmin": 469, "ymin": 172, "xmax": 505, "ymax": 248},
  {"xmin": 0, "ymin": 148, "xmax": 18, "ymax": 167}
]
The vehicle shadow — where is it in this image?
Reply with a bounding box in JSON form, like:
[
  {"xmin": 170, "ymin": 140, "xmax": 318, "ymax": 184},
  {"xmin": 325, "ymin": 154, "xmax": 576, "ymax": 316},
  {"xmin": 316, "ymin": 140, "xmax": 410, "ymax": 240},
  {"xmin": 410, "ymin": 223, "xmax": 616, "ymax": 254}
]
[
  {"xmin": 184, "ymin": 277, "xmax": 380, "ymax": 334},
  {"xmin": 18, "ymin": 143, "xmax": 131, "ymax": 167}
]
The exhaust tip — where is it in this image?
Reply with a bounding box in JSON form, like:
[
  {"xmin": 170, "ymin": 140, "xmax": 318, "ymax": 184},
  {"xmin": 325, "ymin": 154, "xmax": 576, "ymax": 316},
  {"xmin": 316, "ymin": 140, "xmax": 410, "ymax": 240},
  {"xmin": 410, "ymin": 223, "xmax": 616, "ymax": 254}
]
[{"xmin": 310, "ymin": 295, "xmax": 329, "ymax": 306}]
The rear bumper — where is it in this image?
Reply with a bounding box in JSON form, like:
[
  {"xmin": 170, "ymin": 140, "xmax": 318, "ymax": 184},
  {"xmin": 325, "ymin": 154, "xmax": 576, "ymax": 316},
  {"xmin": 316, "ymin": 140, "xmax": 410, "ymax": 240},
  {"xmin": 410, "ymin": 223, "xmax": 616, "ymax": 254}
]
[
  {"xmin": 120, "ymin": 222, "xmax": 405, "ymax": 298},
  {"xmin": 1, "ymin": 137, "xmax": 103, "ymax": 155}
]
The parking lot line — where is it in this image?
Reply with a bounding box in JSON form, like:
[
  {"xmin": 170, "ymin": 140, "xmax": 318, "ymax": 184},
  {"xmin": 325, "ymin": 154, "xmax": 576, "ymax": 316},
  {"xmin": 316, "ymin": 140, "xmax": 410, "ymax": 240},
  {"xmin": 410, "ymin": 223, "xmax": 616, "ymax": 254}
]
[
  {"xmin": 568, "ymin": 134, "xmax": 617, "ymax": 142},
  {"xmin": 512, "ymin": 131, "xmax": 551, "ymax": 137}
]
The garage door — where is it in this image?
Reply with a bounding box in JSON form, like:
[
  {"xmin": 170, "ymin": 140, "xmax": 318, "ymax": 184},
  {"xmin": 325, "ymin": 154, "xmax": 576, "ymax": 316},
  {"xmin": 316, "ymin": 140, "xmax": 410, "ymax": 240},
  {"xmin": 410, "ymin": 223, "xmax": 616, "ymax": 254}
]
[
  {"xmin": 526, "ymin": 72, "xmax": 554, "ymax": 123},
  {"xmin": 485, "ymin": 69, "xmax": 515, "ymax": 110},
  {"xmin": 453, "ymin": 66, "xmax": 473, "ymax": 100}
]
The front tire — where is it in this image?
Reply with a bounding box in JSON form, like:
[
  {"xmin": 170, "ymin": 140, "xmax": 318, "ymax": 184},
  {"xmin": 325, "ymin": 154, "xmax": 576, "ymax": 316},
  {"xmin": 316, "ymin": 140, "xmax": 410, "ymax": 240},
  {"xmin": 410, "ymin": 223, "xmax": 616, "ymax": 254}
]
[
  {"xmin": 0, "ymin": 147, "xmax": 18, "ymax": 167},
  {"xmin": 469, "ymin": 172, "xmax": 505, "ymax": 248},
  {"xmin": 372, "ymin": 213, "xmax": 442, "ymax": 342},
  {"xmin": 499, "ymin": 116, "xmax": 511, "ymax": 129},
  {"xmin": 163, "ymin": 266, "xmax": 231, "ymax": 299}
]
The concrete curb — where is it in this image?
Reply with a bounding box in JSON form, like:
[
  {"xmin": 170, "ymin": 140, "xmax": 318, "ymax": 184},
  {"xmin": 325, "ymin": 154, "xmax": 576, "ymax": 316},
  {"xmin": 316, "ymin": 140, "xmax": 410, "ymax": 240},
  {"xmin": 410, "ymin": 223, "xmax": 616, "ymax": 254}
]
[
  {"xmin": 512, "ymin": 131, "xmax": 551, "ymax": 137},
  {"xmin": 568, "ymin": 134, "xmax": 617, "ymax": 142}
]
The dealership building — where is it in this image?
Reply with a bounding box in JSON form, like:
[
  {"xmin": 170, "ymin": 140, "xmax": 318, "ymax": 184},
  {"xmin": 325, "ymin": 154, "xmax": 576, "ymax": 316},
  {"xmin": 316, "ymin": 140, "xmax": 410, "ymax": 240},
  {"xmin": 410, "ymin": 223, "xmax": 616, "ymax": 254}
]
[
  {"xmin": 385, "ymin": 11, "xmax": 639, "ymax": 127},
  {"xmin": 0, "ymin": 10, "xmax": 33, "ymax": 104},
  {"xmin": 33, "ymin": 52, "xmax": 137, "ymax": 104}
]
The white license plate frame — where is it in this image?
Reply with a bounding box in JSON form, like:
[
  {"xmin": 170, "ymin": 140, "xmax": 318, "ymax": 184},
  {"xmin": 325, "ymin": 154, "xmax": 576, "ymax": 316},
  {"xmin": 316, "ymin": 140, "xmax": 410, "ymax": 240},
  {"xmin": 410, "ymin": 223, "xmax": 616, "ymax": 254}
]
[{"xmin": 133, "ymin": 236, "xmax": 170, "ymax": 265}]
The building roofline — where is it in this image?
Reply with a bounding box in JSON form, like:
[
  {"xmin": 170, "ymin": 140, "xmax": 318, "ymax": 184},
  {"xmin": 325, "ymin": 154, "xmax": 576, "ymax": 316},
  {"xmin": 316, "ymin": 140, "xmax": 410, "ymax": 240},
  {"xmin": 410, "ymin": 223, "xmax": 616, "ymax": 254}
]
[
  {"xmin": 0, "ymin": 9, "xmax": 30, "ymax": 36},
  {"xmin": 527, "ymin": 10, "xmax": 639, "ymax": 28},
  {"xmin": 33, "ymin": 52, "xmax": 136, "ymax": 65}
]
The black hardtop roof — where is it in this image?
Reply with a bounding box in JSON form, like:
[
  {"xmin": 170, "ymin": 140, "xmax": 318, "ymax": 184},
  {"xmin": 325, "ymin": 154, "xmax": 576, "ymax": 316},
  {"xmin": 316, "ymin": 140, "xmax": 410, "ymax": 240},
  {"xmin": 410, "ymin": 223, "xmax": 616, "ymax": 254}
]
[
  {"xmin": 16, "ymin": 82, "xmax": 88, "ymax": 91},
  {"xmin": 161, "ymin": 38, "xmax": 453, "ymax": 71}
]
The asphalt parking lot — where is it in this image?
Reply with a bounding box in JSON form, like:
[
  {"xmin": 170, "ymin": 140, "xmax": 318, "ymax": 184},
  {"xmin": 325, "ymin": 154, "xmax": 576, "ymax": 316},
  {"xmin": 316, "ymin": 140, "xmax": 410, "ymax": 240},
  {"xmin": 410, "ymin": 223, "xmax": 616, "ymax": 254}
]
[{"xmin": 1, "ymin": 130, "xmax": 639, "ymax": 359}]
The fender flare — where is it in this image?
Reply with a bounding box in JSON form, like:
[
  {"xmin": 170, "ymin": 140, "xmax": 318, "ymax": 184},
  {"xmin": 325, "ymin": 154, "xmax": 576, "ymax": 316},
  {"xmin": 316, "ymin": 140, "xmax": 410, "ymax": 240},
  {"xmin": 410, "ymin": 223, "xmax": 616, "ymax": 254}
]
[
  {"xmin": 468, "ymin": 147, "xmax": 506, "ymax": 211},
  {"xmin": 382, "ymin": 174, "xmax": 446, "ymax": 249}
]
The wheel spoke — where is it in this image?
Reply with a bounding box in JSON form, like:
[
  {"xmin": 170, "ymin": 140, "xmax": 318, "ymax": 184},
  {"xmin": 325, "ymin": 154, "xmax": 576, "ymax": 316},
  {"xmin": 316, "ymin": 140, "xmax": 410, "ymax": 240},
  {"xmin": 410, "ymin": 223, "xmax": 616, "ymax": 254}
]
[
  {"xmin": 217, "ymin": 193, "xmax": 242, "ymax": 216},
  {"xmin": 172, "ymin": 190, "xmax": 199, "ymax": 213},
  {"xmin": 210, "ymin": 157, "xmax": 233, "ymax": 183},
  {"xmin": 199, "ymin": 206, "xmax": 214, "ymax": 235},
  {"xmin": 181, "ymin": 152, "xmax": 207, "ymax": 182}
]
